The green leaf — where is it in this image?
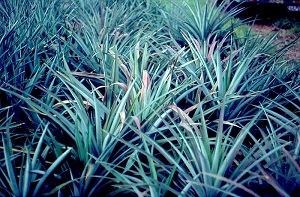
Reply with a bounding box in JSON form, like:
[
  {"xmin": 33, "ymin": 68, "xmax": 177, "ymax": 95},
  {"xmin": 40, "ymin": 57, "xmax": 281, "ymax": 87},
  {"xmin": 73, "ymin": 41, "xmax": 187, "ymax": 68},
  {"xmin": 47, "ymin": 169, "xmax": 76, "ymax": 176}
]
[
  {"xmin": 33, "ymin": 148, "xmax": 72, "ymax": 196},
  {"xmin": 2, "ymin": 134, "xmax": 20, "ymax": 196}
]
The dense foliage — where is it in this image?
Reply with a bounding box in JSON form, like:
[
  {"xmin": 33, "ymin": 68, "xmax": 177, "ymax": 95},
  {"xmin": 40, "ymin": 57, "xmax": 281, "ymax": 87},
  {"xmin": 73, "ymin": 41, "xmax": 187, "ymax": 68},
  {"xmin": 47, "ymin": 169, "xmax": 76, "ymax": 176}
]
[{"xmin": 0, "ymin": 0, "xmax": 299, "ymax": 196}]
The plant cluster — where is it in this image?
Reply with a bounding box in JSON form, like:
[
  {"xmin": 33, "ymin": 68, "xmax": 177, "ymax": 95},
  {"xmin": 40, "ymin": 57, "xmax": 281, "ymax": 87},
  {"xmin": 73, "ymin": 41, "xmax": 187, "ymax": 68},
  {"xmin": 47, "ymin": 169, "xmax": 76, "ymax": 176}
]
[{"xmin": 0, "ymin": 0, "xmax": 299, "ymax": 196}]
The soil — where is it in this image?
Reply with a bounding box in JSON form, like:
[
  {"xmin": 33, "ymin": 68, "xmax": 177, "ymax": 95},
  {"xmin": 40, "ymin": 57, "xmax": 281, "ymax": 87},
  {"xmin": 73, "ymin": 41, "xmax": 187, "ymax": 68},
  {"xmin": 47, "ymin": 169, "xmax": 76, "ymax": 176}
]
[
  {"xmin": 237, "ymin": 3, "xmax": 300, "ymax": 63},
  {"xmin": 252, "ymin": 24, "xmax": 300, "ymax": 62}
]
